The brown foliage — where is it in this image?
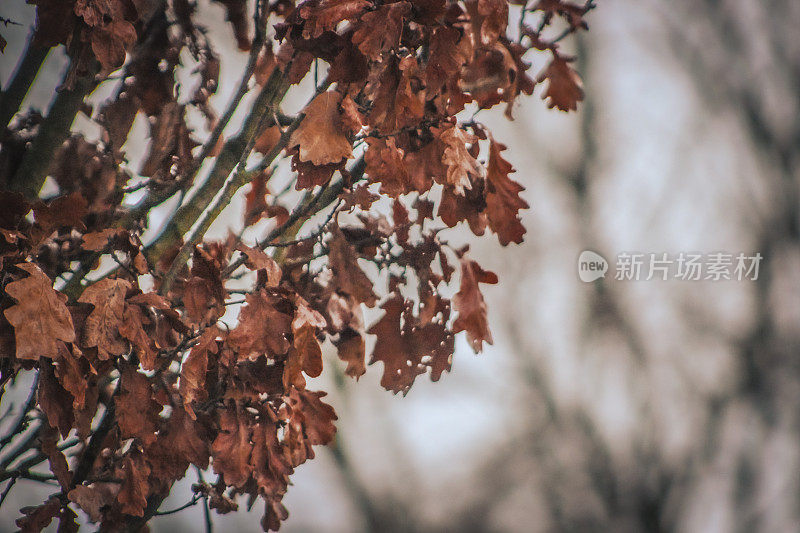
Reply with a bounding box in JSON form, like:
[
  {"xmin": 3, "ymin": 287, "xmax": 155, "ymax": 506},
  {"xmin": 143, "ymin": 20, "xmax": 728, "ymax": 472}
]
[{"xmin": 0, "ymin": 0, "xmax": 591, "ymax": 529}]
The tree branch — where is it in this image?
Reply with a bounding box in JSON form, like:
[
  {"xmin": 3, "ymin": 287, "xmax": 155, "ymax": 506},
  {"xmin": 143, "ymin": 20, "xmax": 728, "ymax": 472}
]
[
  {"xmin": 9, "ymin": 63, "xmax": 98, "ymax": 198},
  {"xmin": 115, "ymin": 7, "xmax": 268, "ymax": 232},
  {"xmin": 145, "ymin": 64, "xmax": 291, "ymax": 262},
  {"xmin": 70, "ymin": 401, "xmax": 115, "ymax": 488},
  {"xmin": 159, "ymin": 79, "xmax": 326, "ymax": 293},
  {"xmin": 0, "ymin": 30, "xmax": 50, "ymax": 129}
]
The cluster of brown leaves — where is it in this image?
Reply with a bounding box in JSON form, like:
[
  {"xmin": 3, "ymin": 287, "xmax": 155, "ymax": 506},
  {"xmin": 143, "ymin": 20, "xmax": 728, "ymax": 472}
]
[{"xmin": 0, "ymin": 0, "xmax": 590, "ymax": 530}]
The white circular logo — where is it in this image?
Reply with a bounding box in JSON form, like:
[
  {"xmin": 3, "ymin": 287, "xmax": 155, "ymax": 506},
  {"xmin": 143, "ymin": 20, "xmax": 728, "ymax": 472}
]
[{"xmin": 578, "ymin": 250, "xmax": 608, "ymax": 282}]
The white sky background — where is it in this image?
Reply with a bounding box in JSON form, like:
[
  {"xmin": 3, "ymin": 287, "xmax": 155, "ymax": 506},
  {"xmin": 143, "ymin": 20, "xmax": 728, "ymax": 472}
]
[{"xmin": 0, "ymin": 0, "xmax": 791, "ymax": 531}]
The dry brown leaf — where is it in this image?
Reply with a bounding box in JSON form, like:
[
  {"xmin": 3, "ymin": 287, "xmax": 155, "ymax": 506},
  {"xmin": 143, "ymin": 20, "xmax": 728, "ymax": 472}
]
[
  {"xmin": 289, "ymin": 92, "xmax": 353, "ymax": 166},
  {"xmin": 4, "ymin": 263, "xmax": 75, "ymax": 360}
]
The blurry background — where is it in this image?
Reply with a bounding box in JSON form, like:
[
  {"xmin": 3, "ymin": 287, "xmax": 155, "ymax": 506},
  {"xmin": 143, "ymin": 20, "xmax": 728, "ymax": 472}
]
[{"xmin": 2, "ymin": 0, "xmax": 800, "ymax": 531}]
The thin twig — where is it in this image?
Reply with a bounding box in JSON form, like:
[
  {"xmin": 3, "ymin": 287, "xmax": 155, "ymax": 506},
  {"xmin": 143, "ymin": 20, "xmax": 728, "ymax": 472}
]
[
  {"xmin": 548, "ymin": 0, "xmax": 595, "ymax": 44},
  {"xmin": 0, "ymin": 477, "xmax": 16, "ymax": 508},
  {"xmin": 196, "ymin": 467, "xmax": 213, "ymax": 533},
  {"xmin": 0, "ymin": 373, "xmax": 39, "ymax": 449},
  {"xmin": 109, "ymin": 252, "xmax": 138, "ymax": 279},
  {"xmin": 0, "ymin": 469, "xmax": 57, "ymax": 484},
  {"xmin": 517, "ymin": 3, "xmax": 529, "ymax": 44},
  {"xmin": 122, "ymin": 179, "xmax": 152, "ymax": 194},
  {"xmin": 154, "ymin": 494, "xmax": 201, "ymax": 516},
  {"xmin": 263, "ymin": 198, "xmax": 342, "ymax": 248},
  {"xmin": 224, "ymin": 156, "xmax": 366, "ymax": 276}
]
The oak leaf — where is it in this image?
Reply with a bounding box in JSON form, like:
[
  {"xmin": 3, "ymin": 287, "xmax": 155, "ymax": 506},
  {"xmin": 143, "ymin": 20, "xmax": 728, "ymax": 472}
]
[
  {"xmin": 212, "ymin": 403, "xmax": 253, "ymax": 488},
  {"xmin": 80, "ymin": 228, "xmax": 120, "ymax": 251},
  {"xmin": 180, "ymin": 327, "xmax": 218, "ymax": 418},
  {"xmin": 334, "ymin": 329, "xmax": 366, "ymax": 379},
  {"xmin": 327, "ymin": 229, "xmax": 378, "ymax": 306},
  {"xmin": 40, "ymin": 422, "xmax": 72, "ymax": 489},
  {"xmin": 366, "ymin": 56, "xmax": 425, "ymax": 134},
  {"xmin": 68, "ymin": 485, "xmax": 114, "ymax": 523},
  {"xmin": 367, "ymin": 295, "xmax": 426, "ymax": 393},
  {"xmin": 453, "ymin": 256, "xmax": 498, "ymax": 352},
  {"xmin": 98, "ymin": 89, "xmax": 139, "ymax": 151},
  {"xmin": 4, "ymin": 263, "xmax": 75, "ymax": 360},
  {"xmin": 438, "ymin": 175, "xmax": 487, "ymax": 237},
  {"xmin": 254, "ymin": 126, "xmax": 281, "ymax": 155},
  {"xmin": 54, "ymin": 344, "xmax": 89, "ymax": 410},
  {"xmin": 284, "ymin": 388, "xmax": 337, "ymax": 446},
  {"xmin": 297, "ymin": 0, "xmax": 372, "ymax": 39},
  {"xmin": 328, "ymin": 40, "xmax": 369, "ymax": 84},
  {"xmin": 146, "ymin": 405, "xmax": 211, "ymax": 483},
  {"xmin": 364, "ymin": 136, "xmax": 410, "ymax": 197},
  {"xmin": 38, "ymin": 360, "xmax": 74, "ymax": 438},
  {"xmin": 537, "ymin": 55, "xmax": 584, "ymax": 111},
  {"xmin": 16, "ymin": 497, "xmax": 61, "ymax": 533},
  {"xmin": 403, "ymin": 138, "xmax": 445, "ymax": 192},
  {"xmin": 367, "ymin": 292, "xmax": 455, "ymax": 393},
  {"xmin": 244, "ymin": 171, "xmax": 270, "ymax": 226},
  {"xmin": 485, "ymin": 138, "xmax": 528, "ymax": 244},
  {"xmin": 284, "ymin": 298, "xmax": 327, "ymax": 389},
  {"xmin": 118, "ymin": 303, "xmax": 158, "ymax": 370},
  {"xmin": 228, "ymin": 291, "xmax": 292, "ymax": 359},
  {"xmin": 502, "ymin": 40, "xmax": 537, "ymax": 117},
  {"xmin": 32, "ymin": 192, "xmax": 88, "ymax": 244},
  {"xmin": 537, "ymin": 0, "xmax": 590, "ymax": 30},
  {"xmin": 291, "ymin": 155, "xmax": 341, "ymax": 189},
  {"xmin": 116, "ymin": 366, "xmax": 160, "ymax": 445},
  {"xmin": 118, "ymin": 452, "xmax": 151, "ymax": 516},
  {"xmin": 91, "ymin": 21, "xmax": 137, "ymax": 74},
  {"xmin": 438, "ymin": 125, "xmax": 483, "ymax": 194},
  {"xmin": 30, "ymin": 0, "xmax": 76, "ymax": 48},
  {"xmin": 465, "ymin": 0, "xmax": 508, "ymax": 46},
  {"xmin": 289, "ymin": 91, "xmax": 353, "ymax": 166},
  {"xmin": 78, "ymin": 278, "xmax": 130, "ymax": 359},
  {"xmin": 249, "ymin": 406, "xmax": 293, "ymax": 493},
  {"xmin": 183, "ymin": 246, "xmax": 227, "ymax": 326},
  {"xmin": 339, "ymin": 95, "xmax": 363, "ymax": 135},
  {"xmin": 425, "ymin": 26, "xmax": 469, "ymax": 91},
  {"xmin": 140, "ymin": 102, "xmax": 196, "ymax": 181},
  {"xmin": 262, "ymin": 499, "xmax": 290, "ymax": 533},
  {"xmin": 236, "ymin": 243, "xmax": 282, "ymax": 287},
  {"xmin": 342, "ymin": 184, "xmax": 379, "ymax": 211},
  {"xmin": 352, "ymin": 2, "xmax": 410, "ymax": 56}
]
